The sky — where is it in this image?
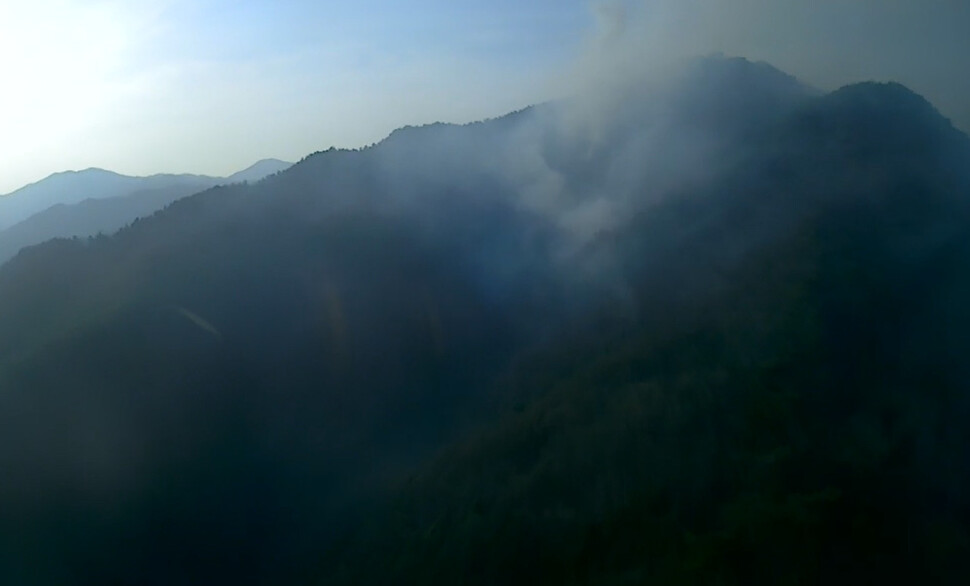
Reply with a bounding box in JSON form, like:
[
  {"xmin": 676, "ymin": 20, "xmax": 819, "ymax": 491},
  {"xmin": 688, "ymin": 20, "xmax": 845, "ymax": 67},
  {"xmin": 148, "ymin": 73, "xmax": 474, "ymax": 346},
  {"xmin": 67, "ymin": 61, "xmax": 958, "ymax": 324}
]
[{"xmin": 1, "ymin": 0, "xmax": 968, "ymax": 194}]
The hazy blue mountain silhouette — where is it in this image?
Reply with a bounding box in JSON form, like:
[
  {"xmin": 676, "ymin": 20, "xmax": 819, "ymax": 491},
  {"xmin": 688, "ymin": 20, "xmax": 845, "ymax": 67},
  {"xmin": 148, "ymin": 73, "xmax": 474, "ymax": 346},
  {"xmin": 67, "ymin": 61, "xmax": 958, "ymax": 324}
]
[
  {"xmin": 223, "ymin": 158, "xmax": 292, "ymax": 183},
  {"xmin": 0, "ymin": 169, "xmax": 216, "ymax": 230},
  {"xmin": 0, "ymin": 159, "xmax": 292, "ymax": 264}
]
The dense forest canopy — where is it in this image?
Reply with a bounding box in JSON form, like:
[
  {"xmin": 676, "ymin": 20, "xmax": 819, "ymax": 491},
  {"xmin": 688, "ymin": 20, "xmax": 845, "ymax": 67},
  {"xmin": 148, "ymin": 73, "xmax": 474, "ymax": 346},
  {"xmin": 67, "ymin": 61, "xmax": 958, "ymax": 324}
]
[{"xmin": 0, "ymin": 56, "xmax": 969, "ymax": 584}]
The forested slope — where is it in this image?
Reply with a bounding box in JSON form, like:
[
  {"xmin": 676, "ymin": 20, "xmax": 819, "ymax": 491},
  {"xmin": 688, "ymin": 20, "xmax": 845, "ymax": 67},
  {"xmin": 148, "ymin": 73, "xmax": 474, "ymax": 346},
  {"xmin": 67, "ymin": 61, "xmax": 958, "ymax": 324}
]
[{"xmin": 0, "ymin": 57, "xmax": 968, "ymax": 584}]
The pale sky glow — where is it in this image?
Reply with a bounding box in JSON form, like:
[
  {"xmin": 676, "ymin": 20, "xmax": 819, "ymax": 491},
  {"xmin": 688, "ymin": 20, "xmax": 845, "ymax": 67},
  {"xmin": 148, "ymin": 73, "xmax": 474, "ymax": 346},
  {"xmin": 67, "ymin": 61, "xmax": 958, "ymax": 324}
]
[
  {"xmin": 1, "ymin": 2, "xmax": 138, "ymax": 171},
  {"xmin": 1, "ymin": 0, "xmax": 968, "ymax": 194},
  {"xmin": 0, "ymin": 0, "xmax": 589, "ymax": 193}
]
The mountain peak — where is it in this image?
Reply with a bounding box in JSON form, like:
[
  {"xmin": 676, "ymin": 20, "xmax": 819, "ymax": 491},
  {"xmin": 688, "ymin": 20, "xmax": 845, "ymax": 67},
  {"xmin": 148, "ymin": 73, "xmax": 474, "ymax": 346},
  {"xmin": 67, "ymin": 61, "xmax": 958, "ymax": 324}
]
[
  {"xmin": 793, "ymin": 80, "xmax": 965, "ymax": 152},
  {"xmin": 826, "ymin": 81, "xmax": 944, "ymax": 121},
  {"xmin": 224, "ymin": 159, "xmax": 293, "ymax": 184},
  {"xmin": 670, "ymin": 55, "xmax": 817, "ymax": 123},
  {"xmin": 52, "ymin": 167, "xmax": 118, "ymax": 176},
  {"xmin": 685, "ymin": 54, "xmax": 809, "ymax": 90}
]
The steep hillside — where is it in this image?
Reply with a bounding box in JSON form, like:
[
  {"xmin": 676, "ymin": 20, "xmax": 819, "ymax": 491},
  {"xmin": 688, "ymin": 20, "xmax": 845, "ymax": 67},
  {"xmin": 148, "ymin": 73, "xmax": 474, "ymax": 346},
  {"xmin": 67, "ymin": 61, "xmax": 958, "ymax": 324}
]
[
  {"xmin": 0, "ymin": 57, "xmax": 968, "ymax": 584},
  {"xmin": 326, "ymin": 79, "xmax": 970, "ymax": 585}
]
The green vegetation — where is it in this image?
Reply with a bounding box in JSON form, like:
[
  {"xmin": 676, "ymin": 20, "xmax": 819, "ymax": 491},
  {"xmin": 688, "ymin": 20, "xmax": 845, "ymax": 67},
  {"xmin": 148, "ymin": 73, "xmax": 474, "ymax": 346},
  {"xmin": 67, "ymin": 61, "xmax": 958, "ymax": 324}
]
[
  {"xmin": 0, "ymin": 58, "xmax": 968, "ymax": 584},
  {"xmin": 324, "ymin": 203, "xmax": 970, "ymax": 585}
]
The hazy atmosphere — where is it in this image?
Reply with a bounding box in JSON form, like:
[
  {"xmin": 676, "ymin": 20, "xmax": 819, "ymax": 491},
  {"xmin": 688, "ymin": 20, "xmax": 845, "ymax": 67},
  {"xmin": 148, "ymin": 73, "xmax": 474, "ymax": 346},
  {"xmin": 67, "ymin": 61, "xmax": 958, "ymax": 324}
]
[
  {"xmin": 2, "ymin": 0, "xmax": 968, "ymax": 193},
  {"xmin": 2, "ymin": 2, "xmax": 970, "ymax": 584}
]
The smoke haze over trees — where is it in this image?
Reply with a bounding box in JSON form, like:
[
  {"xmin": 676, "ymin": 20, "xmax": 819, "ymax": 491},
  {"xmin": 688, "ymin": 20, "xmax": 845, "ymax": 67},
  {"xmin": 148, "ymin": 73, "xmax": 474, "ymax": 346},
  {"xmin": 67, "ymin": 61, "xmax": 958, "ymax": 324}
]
[{"xmin": 0, "ymin": 54, "xmax": 969, "ymax": 584}]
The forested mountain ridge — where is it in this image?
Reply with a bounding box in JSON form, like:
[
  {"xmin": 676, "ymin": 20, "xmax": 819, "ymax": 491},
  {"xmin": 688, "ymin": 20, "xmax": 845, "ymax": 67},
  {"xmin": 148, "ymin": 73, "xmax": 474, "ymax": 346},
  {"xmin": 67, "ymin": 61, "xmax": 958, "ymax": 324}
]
[
  {"xmin": 0, "ymin": 57, "xmax": 968, "ymax": 584},
  {"xmin": 0, "ymin": 159, "xmax": 292, "ymax": 265},
  {"xmin": 328, "ymin": 77, "xmax": 970, "ymax": 585}
]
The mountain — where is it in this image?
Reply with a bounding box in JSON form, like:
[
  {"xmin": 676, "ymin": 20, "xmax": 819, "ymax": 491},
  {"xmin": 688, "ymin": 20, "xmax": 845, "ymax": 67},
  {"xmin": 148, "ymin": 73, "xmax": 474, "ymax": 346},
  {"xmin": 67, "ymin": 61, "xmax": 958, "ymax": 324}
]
[
  {"xmin": 330, "ymin": 78, "xmax": 970, "ymax": 585},
  {"xmin": 0, "ymin": 159, "xmax": 293, "ymax": 265},
  {"xmin": 224, "ymin": 158, "xmax": 292, "ymax": 184},
  {"xmin": 0, "ymin": 169, "xmax": 217, "ymax": 231},
  {"xmin": 0, "ymin": 57, "xmax": 968, "ymax": 584}
]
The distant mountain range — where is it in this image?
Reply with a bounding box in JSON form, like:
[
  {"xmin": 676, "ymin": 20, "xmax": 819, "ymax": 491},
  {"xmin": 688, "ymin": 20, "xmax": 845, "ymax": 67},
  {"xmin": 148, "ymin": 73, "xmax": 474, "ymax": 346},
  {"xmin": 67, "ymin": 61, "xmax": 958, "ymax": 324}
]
[
  {"xmin": 222, "ymin": 158, "xmax": 292, "ymax": 184},
  {"xmin": 0, "ymin": 57, "xmax": 968, "ymax": 584},
  {"xmin": 0, "ymin": 158, "xmax": 291, "ymax": 264}
]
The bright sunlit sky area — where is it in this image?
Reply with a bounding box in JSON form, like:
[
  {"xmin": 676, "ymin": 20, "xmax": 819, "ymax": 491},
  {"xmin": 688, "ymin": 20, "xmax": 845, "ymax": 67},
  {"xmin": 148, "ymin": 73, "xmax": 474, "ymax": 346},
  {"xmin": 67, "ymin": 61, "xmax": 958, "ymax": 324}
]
[{"xmin": 2, "ymin": 0, "xmax": 968, "ymax": 194}]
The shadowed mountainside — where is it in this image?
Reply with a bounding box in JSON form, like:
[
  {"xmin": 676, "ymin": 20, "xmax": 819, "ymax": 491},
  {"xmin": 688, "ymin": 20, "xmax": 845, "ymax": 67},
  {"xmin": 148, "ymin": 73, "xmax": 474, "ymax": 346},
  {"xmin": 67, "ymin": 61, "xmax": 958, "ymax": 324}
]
[{"xmin": 0, "ymin": 57, "xmax": 968, "ymax": 584}]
